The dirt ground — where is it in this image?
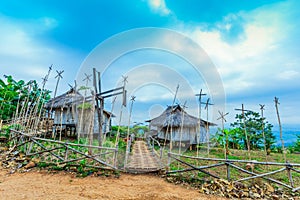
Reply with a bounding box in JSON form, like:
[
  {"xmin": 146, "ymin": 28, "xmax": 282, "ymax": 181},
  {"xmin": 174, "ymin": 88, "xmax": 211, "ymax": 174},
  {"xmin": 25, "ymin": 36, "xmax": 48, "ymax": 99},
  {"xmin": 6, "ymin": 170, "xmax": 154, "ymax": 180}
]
[{"xmin": 0, "ymin": 168, "xmax": 226, "ymax": 200}]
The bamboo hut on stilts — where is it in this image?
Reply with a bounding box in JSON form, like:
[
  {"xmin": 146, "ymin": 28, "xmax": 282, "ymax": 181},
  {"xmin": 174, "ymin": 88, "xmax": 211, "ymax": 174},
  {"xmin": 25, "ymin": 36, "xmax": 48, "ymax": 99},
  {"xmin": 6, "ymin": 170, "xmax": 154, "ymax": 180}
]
[{"xmin": 146, "ymin": 104, "xmax": 216, "ymax": 149}]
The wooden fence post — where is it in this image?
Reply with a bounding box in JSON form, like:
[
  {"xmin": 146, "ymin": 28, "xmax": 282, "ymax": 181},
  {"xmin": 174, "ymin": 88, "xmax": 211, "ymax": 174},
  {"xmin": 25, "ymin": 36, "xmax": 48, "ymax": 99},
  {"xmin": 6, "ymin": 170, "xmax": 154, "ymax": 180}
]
[
  {"xmin": 286, "ymin": 163, "xmax": 294, "ymax": 188},
  {"xmin": 217, "ymin": 110, "xmax": 229, "ymax": 181}
]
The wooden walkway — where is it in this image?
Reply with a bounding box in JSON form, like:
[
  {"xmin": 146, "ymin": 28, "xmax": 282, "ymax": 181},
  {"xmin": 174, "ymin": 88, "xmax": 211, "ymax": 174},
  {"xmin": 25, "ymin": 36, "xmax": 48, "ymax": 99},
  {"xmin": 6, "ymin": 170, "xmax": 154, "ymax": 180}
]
[{"xmin": 125, "ymin": 141, "xmax": 162, "ymax": 173}]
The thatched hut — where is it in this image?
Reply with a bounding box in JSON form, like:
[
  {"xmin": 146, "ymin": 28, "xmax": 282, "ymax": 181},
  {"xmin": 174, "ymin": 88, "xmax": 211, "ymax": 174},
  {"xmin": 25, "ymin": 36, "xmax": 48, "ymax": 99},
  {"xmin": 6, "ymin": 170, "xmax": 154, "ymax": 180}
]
[
  {"xmin": 146, "ymin": 105, "xmax": 215, "ymax": 144},
  {"xmin": 44, "ymin": 89, "xmax": 113, "ymax": 136}
]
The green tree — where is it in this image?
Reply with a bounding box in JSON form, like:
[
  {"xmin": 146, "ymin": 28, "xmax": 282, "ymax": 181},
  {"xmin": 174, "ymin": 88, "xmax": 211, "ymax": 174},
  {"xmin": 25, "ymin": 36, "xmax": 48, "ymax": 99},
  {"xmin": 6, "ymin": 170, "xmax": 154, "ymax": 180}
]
[
  {"xmin": 0, "ymin": 75, "xmax": 51, "ymax": 121},
  {"xmin": 293, "ymin": 135, "xmax": 300, "ymax": 152},
  {"xmin": 230, "ymin": 111, "xmax": 275, "ymax": 151},
  {"xmin": 131, "ymin": 125, "xmax": 149, "ymax": 137}
]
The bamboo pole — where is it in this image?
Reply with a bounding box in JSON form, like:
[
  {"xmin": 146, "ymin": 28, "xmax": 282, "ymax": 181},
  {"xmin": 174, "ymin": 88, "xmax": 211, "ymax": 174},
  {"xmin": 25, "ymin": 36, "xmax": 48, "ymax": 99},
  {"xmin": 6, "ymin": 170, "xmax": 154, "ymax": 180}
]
[
  {"xmin": 88, "ymin": 93, "xmax": 96, "ymax": 154},
  {"xmin": 59, "ymin": 106, "xmax": 63, "ymax": 141},
  {"xmin": 170, "ymin": 155, "xmax": 220, "ymax": 179},
  {"xmin": 115, "ymin": 103, "xmax": 124, "ymax": 147},
  {"xmin": 167, "ymin": 162, "xmax": 225, "ymax": 174},
  {"xmin": 169, "ymin": 85, "xmax": 179, "ymax": 152},
  {"xmin": 196, "ymin": 89, "xmax": 206, "ymax": 158},
  {"xmin": 169, "ymin": 152, "xmax": 300, "ymax": 166},
  {"xmin": 217, "ymin": 110, "xmax": 230, "ymax": 180},
  {"xmin": 92, "ymin": 68, "xmax": 103, "ymax": 146},
  {"xmin": 236, "ymin": 167, "xmax": 286, "ymax": 182},
  {"xmin": 260, "ymin": 104, "xmax": 269, "ymax": 169},
  {"xmin": 12, "ymin": 93, "xmax": 21, "ymax": 127},
  {"xmin": 77, "ymin": 73, "xmax": 91, "ymax": 143},
  {"xmin": 23, "ymin": 82, "xmax": 34, "ymax": 132},
  {"xmin": 10, "ymin": 129, "xmax": 117, "ymax": 150},
  {"xmin": 229, "ymin": 163, "xmax": 292, "ymax": 189},
  {"xmin": 103, "ymin": 96, "xmax": 116, "ymax": 144},
  {"xmin": 19, "ymin": 82, "xmax": 32, "ymax": 129},
  {"xmin": 179, "ymin": 101, "xmax": 187, "ymax": 155},
  {"xmin": 35, "ymin": 67, "xmax": 52, "ymax": 135},
  {"xmin": 235, "ymin": 104, "xmax": 251, "ymax": 160},
  {"xmin": 59, "ymin": 151, "xmax": 113, "ymax": 164},
  {"xmin": 206, "ymin": 106, "xmax": 210, "ymax": 156},
  {"xmin": 115, "ymin": 76, "xmax": 128, "ymax": 147},
  {"xmin": 124, "ymin": 96, "xmax": 136, "ymax": 167},
  {"xmin": 274, "ymin": 97, "xmax": 286, "ymax": 162},
  {"xmin": 286, "ymin": 163, "xmax": 294, "ymax": 187},
  {"xmin": 204, "ymin": 98, "xmax": 213, "ymax": 157},
  {"xmin": 162, "ymin": 86, "xmax": 179, "ymax": 151}
]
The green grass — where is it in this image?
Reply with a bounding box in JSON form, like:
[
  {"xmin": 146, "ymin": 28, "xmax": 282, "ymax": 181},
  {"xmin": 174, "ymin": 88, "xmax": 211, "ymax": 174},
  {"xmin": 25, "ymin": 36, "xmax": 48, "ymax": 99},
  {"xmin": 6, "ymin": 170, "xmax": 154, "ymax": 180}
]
[{"xmin": 168, "ymin": 146, "xmax": 300, "ymax": 188}]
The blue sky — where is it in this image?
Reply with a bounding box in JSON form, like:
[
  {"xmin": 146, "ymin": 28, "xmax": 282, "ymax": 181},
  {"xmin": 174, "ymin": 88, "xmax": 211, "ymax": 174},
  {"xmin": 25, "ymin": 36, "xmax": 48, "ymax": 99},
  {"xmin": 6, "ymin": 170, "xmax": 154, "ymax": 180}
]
[{"xmin": 1, "ymin": 0, "xmax": 300, "ymax": 126}]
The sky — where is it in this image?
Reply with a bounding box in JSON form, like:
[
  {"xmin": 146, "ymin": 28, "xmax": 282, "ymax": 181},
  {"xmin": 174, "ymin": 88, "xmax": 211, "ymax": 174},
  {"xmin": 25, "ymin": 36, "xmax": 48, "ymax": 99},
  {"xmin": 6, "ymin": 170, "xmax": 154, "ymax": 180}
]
[{"xmin": 0, "ymin": 0, "xmax": 300, "ymax": 127}]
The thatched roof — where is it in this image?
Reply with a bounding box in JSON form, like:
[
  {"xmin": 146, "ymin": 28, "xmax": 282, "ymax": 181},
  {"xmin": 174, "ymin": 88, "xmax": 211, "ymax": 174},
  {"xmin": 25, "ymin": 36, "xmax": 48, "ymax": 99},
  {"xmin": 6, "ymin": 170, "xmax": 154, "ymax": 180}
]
[
  {"xmin": 44, "ymin": 88, "xmax": 83, "ymax": 109},
  {"xmin": 44, "ymin": 89, "xmax": 115, "ymax": 117},
  {"xmin": 146, "ymin": 105, "xmax": 216, "ymax": 128}
]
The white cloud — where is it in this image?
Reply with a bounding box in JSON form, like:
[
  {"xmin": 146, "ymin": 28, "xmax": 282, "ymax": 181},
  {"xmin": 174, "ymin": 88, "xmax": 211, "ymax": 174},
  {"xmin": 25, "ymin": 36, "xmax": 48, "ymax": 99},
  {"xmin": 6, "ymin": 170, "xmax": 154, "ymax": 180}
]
[
  {"xmin": 147, "ymin": 0, "xmax": 171, "ymax": 16},
  {"xmin": 174, "ymin": 0, "xmax": 298, "ymax": 96},
  {"xmin": 40, "ymin": 17, "xmax": 58, "ymax": 29},
  {"xmin": 277, "ymin": 70, "xmax": 299, "ymax": 80},
  {"xmin": 0, "ymin": 14, "xmax": 83, "ymax": 94}
]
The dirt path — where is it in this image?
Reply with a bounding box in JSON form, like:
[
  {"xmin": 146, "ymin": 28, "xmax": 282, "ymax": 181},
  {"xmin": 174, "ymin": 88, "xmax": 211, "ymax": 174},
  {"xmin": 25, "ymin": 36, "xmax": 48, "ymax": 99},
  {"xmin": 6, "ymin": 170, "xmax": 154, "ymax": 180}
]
[{"xmin": 0, "ymin": 169, "xmax": 226, "ymax": 200}]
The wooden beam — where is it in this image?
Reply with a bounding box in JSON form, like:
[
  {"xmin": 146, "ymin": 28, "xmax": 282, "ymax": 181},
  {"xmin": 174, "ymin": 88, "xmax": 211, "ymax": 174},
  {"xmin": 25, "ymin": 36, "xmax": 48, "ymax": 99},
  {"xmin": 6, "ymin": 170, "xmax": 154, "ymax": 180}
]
[
  {"xmin": 99, "ymin": 86, "xmax": 124, "ymax": 96},
  {"xmin": 102, "ymin": 91, "xmax": 124, "ymax": 99}
]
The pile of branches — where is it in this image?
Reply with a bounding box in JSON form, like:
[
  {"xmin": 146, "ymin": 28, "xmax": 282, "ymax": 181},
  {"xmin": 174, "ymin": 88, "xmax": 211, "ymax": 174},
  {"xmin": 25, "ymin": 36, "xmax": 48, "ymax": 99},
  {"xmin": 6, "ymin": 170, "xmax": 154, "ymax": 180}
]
[
  {"xmin": 0, "ymin": 146, "xmax": 36, "ymax": 174},
  {"xmin": 0, "ymin": 145, "xmax": 119, "ymax": 178},
  {"xmin": 165, "ymin": 175, "xmax": 299, "ymax": 200}
]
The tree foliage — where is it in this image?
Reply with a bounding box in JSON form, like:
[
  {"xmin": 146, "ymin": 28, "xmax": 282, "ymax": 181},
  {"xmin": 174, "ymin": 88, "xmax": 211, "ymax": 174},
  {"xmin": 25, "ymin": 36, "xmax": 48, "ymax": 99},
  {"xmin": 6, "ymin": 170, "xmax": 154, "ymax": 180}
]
[
  {"xmin": 0, "ymin": 75, "xmax": 51, "ymax": 121},
  {"xmin": 230, "ymin": 111, "xmax": 276, "ymax": 151},
  {"xmin": 214, "ymin": 111, "xmax": 276, "ymax": 152},
  {"xmin": 289, "ymin": 134, "xmax": 300, "ymax": 153},
  {"xmin": 110, "ymin": 125, "xmax": 149, "ymax": 138},
  {"xmin": 295, "ymin": 135, "xmax": 300, "ymax": 152}
]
